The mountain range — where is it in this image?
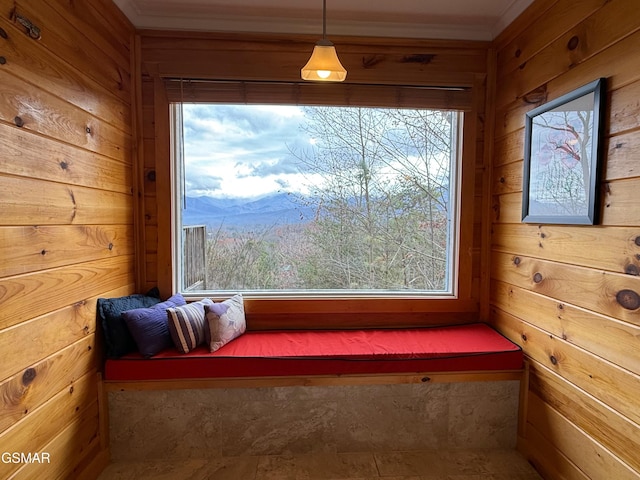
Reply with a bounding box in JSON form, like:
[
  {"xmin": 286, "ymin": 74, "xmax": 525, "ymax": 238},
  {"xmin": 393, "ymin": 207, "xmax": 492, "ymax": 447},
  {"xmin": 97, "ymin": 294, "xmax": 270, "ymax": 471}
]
[{"xmin": 181, "ymin": 193, "xmax": 316, "ymax": 229}]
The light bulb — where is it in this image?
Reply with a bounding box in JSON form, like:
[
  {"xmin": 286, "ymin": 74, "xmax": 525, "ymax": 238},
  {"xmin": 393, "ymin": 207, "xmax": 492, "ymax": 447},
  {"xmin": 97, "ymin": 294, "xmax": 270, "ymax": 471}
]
[{"xmin": 317, "ymin": 70, "xmax": 331, "ymax": 79}]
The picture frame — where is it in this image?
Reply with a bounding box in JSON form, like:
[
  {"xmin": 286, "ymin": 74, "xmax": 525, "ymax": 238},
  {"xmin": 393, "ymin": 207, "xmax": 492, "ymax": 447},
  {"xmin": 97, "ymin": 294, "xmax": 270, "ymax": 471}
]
[{"xmin": 522, "ymin": 78, "xmax": 606, "ymax": 225}]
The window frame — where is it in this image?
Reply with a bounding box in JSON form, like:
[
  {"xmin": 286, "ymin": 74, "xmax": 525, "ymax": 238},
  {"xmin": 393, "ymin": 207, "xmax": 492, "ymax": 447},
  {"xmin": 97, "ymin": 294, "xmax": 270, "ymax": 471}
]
[
  {"xmin": 141, "ymin": 32, "xmax": 488, "ymax": 328},
  {"xmin": 154, "ymin": 81, "xmax": 483, "ymax": 330},
  {"xmin": 171, "ymin": 101, "xmax": 464, "ymax": 300}
]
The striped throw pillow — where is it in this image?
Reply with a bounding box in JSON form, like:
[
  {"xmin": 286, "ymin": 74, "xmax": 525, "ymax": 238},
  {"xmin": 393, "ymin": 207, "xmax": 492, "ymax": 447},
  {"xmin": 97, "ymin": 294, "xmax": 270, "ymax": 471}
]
[{"xmin": 167, "ymin": 299, "xmax": 213, "ymax": 354}]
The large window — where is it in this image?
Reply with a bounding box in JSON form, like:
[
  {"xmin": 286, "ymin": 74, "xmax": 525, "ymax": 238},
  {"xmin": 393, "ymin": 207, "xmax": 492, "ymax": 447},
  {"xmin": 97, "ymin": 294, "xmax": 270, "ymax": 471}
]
[{"xmin": 173, "ymin": 103, "xmax": 461, "ymax": 297}]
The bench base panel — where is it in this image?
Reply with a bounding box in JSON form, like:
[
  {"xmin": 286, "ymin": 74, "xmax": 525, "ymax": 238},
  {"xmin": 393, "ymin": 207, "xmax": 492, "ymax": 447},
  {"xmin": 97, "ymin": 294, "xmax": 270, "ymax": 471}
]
[{"xmin": 108, "ymin": 380, "xmax": 520, "ymax": 461}]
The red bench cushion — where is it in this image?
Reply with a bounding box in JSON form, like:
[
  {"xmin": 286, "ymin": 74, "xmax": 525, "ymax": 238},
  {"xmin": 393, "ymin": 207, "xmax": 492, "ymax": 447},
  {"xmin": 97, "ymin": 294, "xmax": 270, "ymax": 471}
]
[{"xmin": 104, "ymin": 323, "xmax": 522, "ymax": 381}]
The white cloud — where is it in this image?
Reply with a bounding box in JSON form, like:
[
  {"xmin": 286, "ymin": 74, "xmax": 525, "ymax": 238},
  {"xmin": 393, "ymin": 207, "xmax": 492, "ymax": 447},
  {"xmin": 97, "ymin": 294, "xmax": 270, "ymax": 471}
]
[{"xmin": 181, "ymin": 104, "xmax": 314, "ymax": 198}]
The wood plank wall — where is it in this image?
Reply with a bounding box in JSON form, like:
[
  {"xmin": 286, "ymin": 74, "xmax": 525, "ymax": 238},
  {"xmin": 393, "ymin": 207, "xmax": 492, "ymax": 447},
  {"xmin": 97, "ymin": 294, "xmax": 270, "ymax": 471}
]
[
  {"xmin": 489, "ymin": 0, "xmax": 640, "ymax": 478},
  {"xmin": 138, "ymin": 31, "xmax": 491, "ymax": 328},
  {"xmin": 0, "ymin": 1, "xmax": 134, "ymax": 478}
]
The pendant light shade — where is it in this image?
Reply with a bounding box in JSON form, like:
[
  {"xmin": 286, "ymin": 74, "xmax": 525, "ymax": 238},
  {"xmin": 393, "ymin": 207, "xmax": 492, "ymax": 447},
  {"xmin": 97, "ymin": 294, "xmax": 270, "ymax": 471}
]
[
  {"xmin": 301, "ymin": 39, "xmax": 347, "ymax": 81},
  {"xmin": 301, "ymin": 0, "xmax": 346, "ymax": 82}
]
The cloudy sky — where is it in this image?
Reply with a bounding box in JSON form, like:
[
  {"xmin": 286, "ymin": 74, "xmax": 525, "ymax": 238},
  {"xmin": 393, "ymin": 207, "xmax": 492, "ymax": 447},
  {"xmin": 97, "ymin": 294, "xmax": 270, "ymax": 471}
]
[{"xmin": 182, "ymin": 104, "xmax": 320, "ymax": 199}]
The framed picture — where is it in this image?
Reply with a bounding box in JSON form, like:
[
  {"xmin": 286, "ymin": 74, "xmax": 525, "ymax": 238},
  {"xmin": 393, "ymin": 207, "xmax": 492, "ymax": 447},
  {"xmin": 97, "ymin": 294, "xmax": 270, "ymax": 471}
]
[{"xmin": 522, "ymin": 78, "xmax": 606, "ymax": 224}]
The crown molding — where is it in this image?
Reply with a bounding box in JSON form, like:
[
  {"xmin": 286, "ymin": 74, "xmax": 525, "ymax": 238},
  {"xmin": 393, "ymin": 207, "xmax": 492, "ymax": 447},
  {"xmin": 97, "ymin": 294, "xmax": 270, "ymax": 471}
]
[{"xmin": 114, "ymin": 0, "xmax": 533, "ymax": 41}]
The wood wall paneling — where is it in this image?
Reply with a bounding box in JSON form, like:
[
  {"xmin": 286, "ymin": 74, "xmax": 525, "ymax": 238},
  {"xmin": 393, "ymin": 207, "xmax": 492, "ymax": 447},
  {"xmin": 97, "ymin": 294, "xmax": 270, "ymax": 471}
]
[
  {"xmin": 492, "ymin": 307, "xmax": 640, "ymax": 426},
  {"xmin": 140, "ymin": 32, "xmax": 488, "ymax": 87},
  {"xmin": 0, "ymin": 175, "xmax": 132, "ymax": 226},
  {"xmin": 0, "ymin": 15, "xmax": 131, "ymax": 131},
  {"xmin": 0, "ymin": 225, "xmax": 134, "ymax": 278},
  {"xmin": 45, "ymin": 0, "xmax": 132, "ymax": 62},
  {"xmin": 495, "ymin": 23, "xmax": 640, "ymax": 139},
  {"xmin": 491, "ymin": 280, "xmax": 640, "ymax": 374},
  {"xmin": 0, "ymin": 1, "xmax": 134, "ymax": 478},
  {"xmin": 519, "ymin": 426, "xmax": 592, "ymax": 480},
  {"xmin": 0, "ymin": 336, "xmax": 97, "ymax": 434},
  {"xmin": 604, "ymin": 129, "xmax": 640, "ymax": 181},
  {"xmin": 496, "ymin": 0, "xmax": 606, "ymax": 77},
  {"xmin": 0, "ymin": 123, "xmax": 132, "ymax": 193},
  {"xmin": 495, "ymin": 0, "xmax": 640, "ymax": 110},
  {"xmin": 0, "ymin": 255, "xmax": 135, "ymax": 330},
  {"xmin": 0, "ymin": 0, "xmax": 131, "ymax": 104},
  {"xmin": 490, "ymin": 1, "xmax": 640, "ymax": 478},
  {"xmin": 0, "ymin": 305, "xmax": 96, "ymax": 382},
  {"xmin": 0, "ymin": 372, "xmax": 98, "ymax": 478},
  {"xmin": 491, "ymin": 251, "xmax": 640, "ymax": 326},
  {"xmin": 10, "ymin": 401, "xmax": 102, "ymax": 480},
  {"xmin": 525, "ymin": 393, "xmax": 638, "ymax": 480},
  {"xmin": 0, "ymin": 70, "xmax": 131, "ymax": 162},
  {"xmin": 529, "ymin": 363, "xmax": 640, "ymax": 474},
  {"xmin": 492, "ymin": 223, "xmax": 640, "ymax": 274}
]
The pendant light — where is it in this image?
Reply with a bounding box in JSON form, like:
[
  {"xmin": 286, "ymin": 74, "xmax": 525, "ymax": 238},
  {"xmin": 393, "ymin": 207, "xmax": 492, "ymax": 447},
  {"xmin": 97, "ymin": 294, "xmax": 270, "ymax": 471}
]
[{"xmin": 301, "ymin": 0, "xmax": 347, "ymax": 82}]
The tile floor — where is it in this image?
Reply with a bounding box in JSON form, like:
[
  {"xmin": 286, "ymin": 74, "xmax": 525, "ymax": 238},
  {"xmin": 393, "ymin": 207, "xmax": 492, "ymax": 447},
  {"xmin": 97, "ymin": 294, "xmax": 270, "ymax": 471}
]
[{"xmin": 98, "ymin": 448, "xmax": 543, "ymax": 480}]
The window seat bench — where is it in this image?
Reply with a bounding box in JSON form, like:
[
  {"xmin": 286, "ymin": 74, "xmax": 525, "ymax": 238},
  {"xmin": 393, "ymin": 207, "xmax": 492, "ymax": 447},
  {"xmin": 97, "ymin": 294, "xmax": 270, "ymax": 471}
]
[
  {"xmin": 104, "ymin": 323, "xmax": 523, "ymax": 390},
  {"xmin": 103, "ymin": 323, "xmax": 525, "ymax": 459}
]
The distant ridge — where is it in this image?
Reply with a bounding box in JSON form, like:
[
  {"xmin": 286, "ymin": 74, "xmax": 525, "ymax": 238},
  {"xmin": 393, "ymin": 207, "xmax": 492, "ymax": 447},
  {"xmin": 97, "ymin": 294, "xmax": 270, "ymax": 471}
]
[{"xmin": 182, "ymin": 193, "xmax": 315, "ymax": 228}]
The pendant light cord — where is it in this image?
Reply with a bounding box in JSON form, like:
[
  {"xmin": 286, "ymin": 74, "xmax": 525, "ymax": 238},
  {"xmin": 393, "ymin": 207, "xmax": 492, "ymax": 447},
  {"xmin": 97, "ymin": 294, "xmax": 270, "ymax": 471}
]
[{"xmin": 322, "ymin": 0, "xmax": 326, "ymax": 40}]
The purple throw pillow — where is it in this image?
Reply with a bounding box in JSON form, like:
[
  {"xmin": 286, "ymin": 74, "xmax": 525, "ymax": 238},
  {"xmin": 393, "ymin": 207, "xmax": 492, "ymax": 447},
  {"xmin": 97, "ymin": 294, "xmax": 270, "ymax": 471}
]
[{"xmin": 123, "ymin": 294, "xmax": 186, "ymax": 358}]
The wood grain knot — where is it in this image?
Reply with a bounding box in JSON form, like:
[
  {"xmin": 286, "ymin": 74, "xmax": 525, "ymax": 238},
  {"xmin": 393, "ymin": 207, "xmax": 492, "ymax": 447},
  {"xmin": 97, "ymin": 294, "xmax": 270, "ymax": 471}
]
[
  {"xmin": 361, "ymin": 55, "xmax": 384, "ymax": 68},
  {"xmin": 147, "ymin": 170, "xmax": 156, "ymax": 182},
  {"xmin": 567, "ymin": 36, "xmax": 580, "ymax": 50},
  {"xmin": 513, "ymin": 256, "xmax": 521, "ymax": 266},
  {"xmin": 22, "ymin": 368, "xmax": 36, "ymax": 386},
  {"xmin": 85, "ymin": 126, "xmax": 92, "ymax": 134},
  {"xmin": 0, "ymin": 27, "xmax": 7, "ymax": 39},
  {"xmin": 625, "ymin": 264, "xmax": 639, "ymax": 276},
  {"xmin": 635, "ymin": 236, "xmax": 640, "ymax": 247},
  {"xmin": 0, "ymin": 56, "xmax": 6, "ymax": 65},
  {"xmin": 421, "ymin": 376, "xmax": 431, "ymax": 382},
  {"xmin": 522, "ymin": 86, "xmax": 547, "ymax": 104},
  {"xmin": 521, "ymin": 334, "xmax": 527, "ymax": 342},
  {"xmin": 514, "ymin": 49, "xmax": 521, "ymax": 58},
  {"xmin": 14, "ymin": 116, "xmax": 24, "ymax": 127},
  {"xmin": 108, "ymin": 243, "xmax": 114, "ymax": 251},
  {"xmin": 616, "ymin": 289, "xmax": 640, "ymax": 310},
  {"xmin": 533, "ymin": 272, "xmax": 543, "ymax": 283},
  {"xmin": 401, "ymin": 54, "xmax": 435, "ymax": 65},
  {"xmin": 550, "ymin": 355, "xmax": 558, "ymax": 365}
]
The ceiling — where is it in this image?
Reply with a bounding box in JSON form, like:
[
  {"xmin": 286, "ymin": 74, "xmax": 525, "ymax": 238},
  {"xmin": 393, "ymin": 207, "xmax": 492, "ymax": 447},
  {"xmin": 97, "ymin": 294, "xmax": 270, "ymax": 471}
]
[{"xmin": 113, "ymin": 0, "xmax": 534, "ymax": 41}]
